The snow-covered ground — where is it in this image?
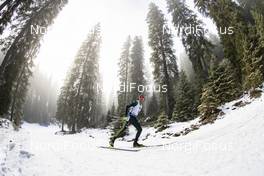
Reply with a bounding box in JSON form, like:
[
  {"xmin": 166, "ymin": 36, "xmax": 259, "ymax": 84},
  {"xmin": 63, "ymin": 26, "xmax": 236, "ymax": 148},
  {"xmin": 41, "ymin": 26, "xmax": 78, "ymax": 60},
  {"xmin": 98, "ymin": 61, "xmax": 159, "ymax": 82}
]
[{"xmin": 1, "ymin": 92, "xmax": 264, "ymax": 176}]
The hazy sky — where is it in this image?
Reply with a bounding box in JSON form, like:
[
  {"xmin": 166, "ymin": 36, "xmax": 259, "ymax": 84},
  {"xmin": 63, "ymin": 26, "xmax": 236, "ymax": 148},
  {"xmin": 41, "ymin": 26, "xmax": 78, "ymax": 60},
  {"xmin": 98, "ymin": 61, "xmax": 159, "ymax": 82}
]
[{"xmin": 35, "ymin": 0, "xmax": 217, "ymax": 105}]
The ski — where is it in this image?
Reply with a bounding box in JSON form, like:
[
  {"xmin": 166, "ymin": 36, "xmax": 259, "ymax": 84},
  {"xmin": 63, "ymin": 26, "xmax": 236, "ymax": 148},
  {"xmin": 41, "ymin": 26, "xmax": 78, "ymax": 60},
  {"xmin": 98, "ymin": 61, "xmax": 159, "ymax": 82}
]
[
  {"xmin": 137, "ymin": 144, "xmax": 163, "ymax": 148},
  {"xmin": 98, "ymin": 146, "xmax": 140, "ymax": 152}
]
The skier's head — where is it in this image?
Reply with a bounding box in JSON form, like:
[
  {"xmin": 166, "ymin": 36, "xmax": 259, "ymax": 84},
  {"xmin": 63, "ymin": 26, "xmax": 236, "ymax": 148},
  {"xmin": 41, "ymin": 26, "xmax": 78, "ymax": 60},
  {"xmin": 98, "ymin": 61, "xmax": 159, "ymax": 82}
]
[{"xmin": 138, "ymin": 95, "xmax": 145, "ymax": 102}]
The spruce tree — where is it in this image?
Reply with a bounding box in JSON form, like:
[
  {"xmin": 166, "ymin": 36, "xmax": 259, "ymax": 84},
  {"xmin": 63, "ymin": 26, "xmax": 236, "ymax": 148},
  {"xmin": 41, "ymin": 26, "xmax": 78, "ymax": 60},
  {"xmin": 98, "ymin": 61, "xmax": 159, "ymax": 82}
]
[
  {"xmin": 194, "ymin": 0, "xmax": 264, "ymax": 95},
  {"xmin": 129, "ymin": 36, "xmax": 146, "ymax": 100},
  {"xmin": 237, "ymin": 0, "xmax": 264, "ymax": 19},
  {"xmin": 199, "ymin": 59, "xmax": 240, "ymax": 122},
  {"xmin": 0, "ymin": 0, "xmax": 35, "ymax": 35},
  {"xmin": 173, "ymin": 71, "xmax": 195, "ymax": 122},
  {"xmin": 147, "ymin": 3, "xmax": 179, "ymax": 119},
  {"xmin": 108, "ymin": 103, "xmax": 128, "ymax": 138},
  {"xmin": 0, "ymin": 0, "xmax": 68, "ymax": 116},
  {"xmin": 251, "ymin": 8, "xmax": 264, "ymax": 75},
  {"xmin": 93, "ymin": 76, "xmax": 104, "ymax": 127},
  {"xmin": 0, "ymin": 0, "xmax": 67, "ymax": 52},
  {"xmin": 75, "ymin": 24, "xmax": 101, "ymax": 130},
  {"xmin": 105, "ymin": 103, "xmax": 116, "ymax": 126},
  {"xmin": 214, "ymin": 60, "xmax": 241, "ymax": 104},
  {"xmin": 167, "ymin": 0, "xmax": 215, "ymax": 114},
  {"xmin": 194, "ymin": 0, "xmax": 248, "ymax": 86},
  {"xmin": 117, "ymin": 36, "xmax": 131, "ymax": 115},
  {"xmin": 154, "ymin": 112, "xmax": 169, "ymax": 132},
  {"xmin": 128, "ymin": 36, "xmax": 147, "ymax": 122},
  {"xmin": 146, "ymin": 92, "xmax": 159, "ymax": 122},
  {"xmin": 56, "ymin": 86, "xmax": 68, "ymax": 132},
  {"xmin": 9, "ymin": 59, "xmax": 33, "ymax": 127},
  {"xmin": 109, "ymin": 103, "xmax": 128, "ymax": 139},
  {"xmin": 110, "ymin": 116, "xmax": 128, "ymax": 138},
  {"xmin": 252, "ymin": 9, "xmax": 264, "ymax": 44},
  {"xmin": 167, "ymin": 0, "xmax": 214, "ymax": 81},
  {"xmin": 198, "ymin": 81, "xmax": 220, "ymax": 123},
  {"xmin": 239, "ymin": 5, "xmax": 264, "ymax": 91},
  {"xmin": 56, "ymin": 69, "xmax": 76, "ymax": 132},
  {"xmin": 56, "ymin": 71, "xmax": 72, "ymax": 132},
  {"xmin": 242, "ymin": 36, "xmax": 264, "ymax": 91},
  {"xmin": 56, "ymin": 24, "xmax": 102, "ymax": 132},
  {"xmin": 106, "ymin": 110, "xmax": 111, "ymax": 127}
]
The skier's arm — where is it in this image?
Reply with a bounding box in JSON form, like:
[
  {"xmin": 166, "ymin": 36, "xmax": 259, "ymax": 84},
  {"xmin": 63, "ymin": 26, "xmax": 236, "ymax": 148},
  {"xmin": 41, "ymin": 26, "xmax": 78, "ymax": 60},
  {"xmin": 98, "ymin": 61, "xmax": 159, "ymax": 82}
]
[{"xmin": 125, "ymin": 101, "xmax": 138, "ymax": 116}]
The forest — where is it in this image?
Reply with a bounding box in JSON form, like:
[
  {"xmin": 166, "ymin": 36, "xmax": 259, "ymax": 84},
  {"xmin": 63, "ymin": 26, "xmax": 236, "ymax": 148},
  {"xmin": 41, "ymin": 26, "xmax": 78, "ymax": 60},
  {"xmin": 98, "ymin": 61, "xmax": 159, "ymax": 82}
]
[
  {"xmin": 0, "ymin": 0, "xmax": 263, "ymax": 134},
  {"xmin": 1, "ymin": 0, "xmax": 264, "ymax": 175}
]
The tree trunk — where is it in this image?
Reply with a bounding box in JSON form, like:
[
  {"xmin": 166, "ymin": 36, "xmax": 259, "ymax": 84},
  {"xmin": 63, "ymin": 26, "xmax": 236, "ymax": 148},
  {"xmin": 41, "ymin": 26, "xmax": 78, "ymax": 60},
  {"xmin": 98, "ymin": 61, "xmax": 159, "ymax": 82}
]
[
  {"xmin": 160, "ymin": 38, "xmax": 174, "ymax": 119},
  {"xmin": 10, "ymin": 63, "xmax": 26, "ymax": 122},
  {"xmin": 61, "ymin": 117, "xmax": 64, "ymax": 132},
  {"xmin": 75, "ymin": 43, "xmax": 93, "ymax": 130},
  {"xmin": 71, "ymin": 122, "xmax": 75, "ymax": 133}
]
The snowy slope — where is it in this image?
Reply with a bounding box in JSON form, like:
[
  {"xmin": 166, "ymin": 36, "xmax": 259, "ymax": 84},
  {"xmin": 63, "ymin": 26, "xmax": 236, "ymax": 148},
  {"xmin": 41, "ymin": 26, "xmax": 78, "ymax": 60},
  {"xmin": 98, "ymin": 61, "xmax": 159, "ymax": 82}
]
[{"xmin": 1, "ymin": 92, "xmax": 264, "ymax": 176}]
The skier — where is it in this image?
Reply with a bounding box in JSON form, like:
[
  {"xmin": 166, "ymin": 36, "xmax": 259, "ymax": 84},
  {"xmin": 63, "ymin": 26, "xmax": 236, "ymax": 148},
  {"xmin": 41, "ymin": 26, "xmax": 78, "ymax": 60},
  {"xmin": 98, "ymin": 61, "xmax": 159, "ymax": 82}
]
[{"xmin": 110, "ymin": 95, "xmax": 145, "ymax": 148}]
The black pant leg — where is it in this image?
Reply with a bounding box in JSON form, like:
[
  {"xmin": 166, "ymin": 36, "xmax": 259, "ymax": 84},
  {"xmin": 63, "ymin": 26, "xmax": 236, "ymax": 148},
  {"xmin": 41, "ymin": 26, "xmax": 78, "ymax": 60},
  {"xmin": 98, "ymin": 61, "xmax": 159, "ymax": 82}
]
[{"xmin": 129, "ymin": 117, "xmax": 142, "ymax": 142}]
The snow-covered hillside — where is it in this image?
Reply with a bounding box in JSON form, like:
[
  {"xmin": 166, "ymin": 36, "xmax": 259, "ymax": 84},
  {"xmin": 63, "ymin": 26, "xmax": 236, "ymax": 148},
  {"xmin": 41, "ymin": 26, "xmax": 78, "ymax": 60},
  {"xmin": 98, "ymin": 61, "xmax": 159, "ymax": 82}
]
[{"xmin": 1, "ymin": 92, "xmax": 264, "ymax": 176}]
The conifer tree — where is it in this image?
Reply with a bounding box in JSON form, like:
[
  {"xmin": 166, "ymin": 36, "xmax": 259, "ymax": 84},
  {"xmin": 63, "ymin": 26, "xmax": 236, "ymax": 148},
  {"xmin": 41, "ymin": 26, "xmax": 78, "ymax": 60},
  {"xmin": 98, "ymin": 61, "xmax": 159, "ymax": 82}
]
[
  {"xmin": 0, "ymin": 0, "xmax": 68, "ymax": 116},
  {"xmin": 56, "ymin": 70, "xmax": 77, "ymax": 132},
  {"xmin": 147, "ymin": 3, "xmax": 179, "ymax": 119},
  {"xmin": 0, "ymin": 0, "xmax": 67, "ymax": 52},
  {"xmin": 0, "ymin": 0, "xmax": 34, "ymax": 35},
  {"xmin": 110, "ymin": 116, "xmax": 128, "ymax": 138},
  {"xmin": 108, "ymin": 102, "xmax": 128, "ymax": 138},
  {"xmin": 56, "ymin": 86, "xmax": 68, "ymax": 132},
  {"xmin": 105, "ymin": 103, "xmax": 116, "ymax": 126},
  {"xmin": 194, "ymin": 0, "xmax": 248, "ymax": 86},
  {"xmin": 251, "ymin": 7, "xmax": 264, "ymax": 74},
  {"xmin": 167, "ymin": 0, "xmax": 214, "ymax": 82},
  {"xmin": 129, "ymin": 36, "xmax": 146, "ymax": 100},
  {"xmin": 92, "ymin": 76, "xmax": 104, "ymax": 127},
  {"xmin": 251, "ymin": 4, "xmax": 264, "ymax": 32},
  {"xmin": 106, "ymin": 110, "xmax": 112, "ymax": 126},
  {"xmin": 155, "ymin": 112, "xmax": 169, "ymax": 132},
  {"xmin": 238, "ymin": 3, "xmax": 264, "ymax": 91},
  {"xmin": 110, "ymin": 103, "xmax": 116, "ymax": 116},
  {"xmin": 146, "ymin": 92, "xmax": 159, "ymax": 121},
  {"xmin": 167, "ymin": 0, "xmax": 215, "ymax": 113},
  {"xmin": 242, "ymin": 36, "xmax": 264, "ymax": 90},
  {"xmin": 56, "ymin": 24, "xmax": 102, "ymax": 132},
  {"xmin": 9, "ymin": 59, "xmax": 33, "ymax": 127},
  {"xmin": 56, "ymin": 71, "xmax": 72, "ymax": 132},
  {"xmin": 113, "ymin": 37, "xmax": 133, "ymax": 138},
  {"xmin": 117, "ymin": 36, "xmax": 131, "ymax": 115},
  {"xmin": 199, "ymin": 59, "xmax": 240, "ymax": 122},
  {"xmin": 75, "ymin": 24, "xmax": 101, "ymax": 130},
  {"xmin": 237, "ymin": 0, "xmax": 264, "ymax": 19},
  {"xmin": 198, "ymin": 81, "xmax": 220, "ymax": 123},
  {"xmin": 173, "ymin": 71, "xmax": 195, "ymax": 122},
  {"xmin": 194, "ymin": 0, "xmax": 264, "ymax": 95}
]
